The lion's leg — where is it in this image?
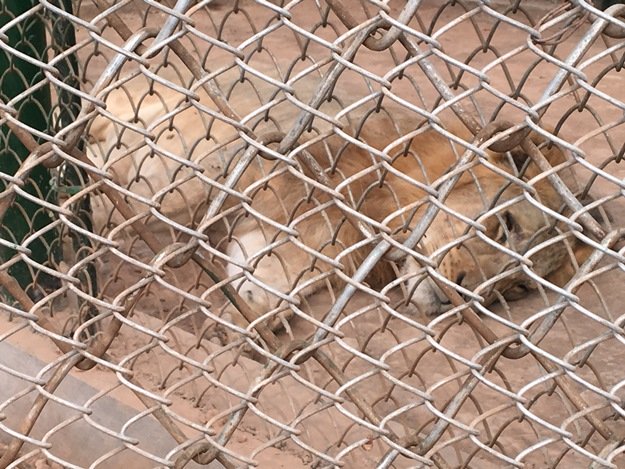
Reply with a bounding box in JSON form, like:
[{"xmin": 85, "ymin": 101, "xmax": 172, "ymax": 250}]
[
  {"xmin": 225, "ymin": 229, "xmax": 302, "ymax": 331},
  {"xmin": 400, "ymin": 257, "xmax": 451, "ymax": 316}
]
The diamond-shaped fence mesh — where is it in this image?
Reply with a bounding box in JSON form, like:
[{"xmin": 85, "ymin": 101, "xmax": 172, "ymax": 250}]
[{"xmin": 0, "ymin": 0, "xmax": 625, "ymax": 467}]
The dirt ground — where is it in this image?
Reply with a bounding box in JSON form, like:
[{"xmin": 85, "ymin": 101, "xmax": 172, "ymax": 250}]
[{"xmin": 3, "ymin": 1, "xmax": 625, "ymax": 468}]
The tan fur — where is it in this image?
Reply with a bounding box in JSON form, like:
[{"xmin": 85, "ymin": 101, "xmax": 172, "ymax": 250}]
[
  {"xmin": 225, "ymin": 120, "xmax": 589, "ymax": 321},
  {"xmin": 88, "ymin": 78, "xmax": 595, "ymax": 325}
]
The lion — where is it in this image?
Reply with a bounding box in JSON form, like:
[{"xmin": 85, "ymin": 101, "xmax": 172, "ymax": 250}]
[
  {"xmin": 223, "ymin": 119, "xmax": 595, "ymax": 322},
  {"xmin": 86, "ymin": 77, "xmax": 597, "ymax": 328}
]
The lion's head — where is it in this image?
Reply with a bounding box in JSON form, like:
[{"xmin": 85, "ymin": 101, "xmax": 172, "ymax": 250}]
[{"xmin": 386, "ymin": 125, "xmax": 595, "ymax": 316}]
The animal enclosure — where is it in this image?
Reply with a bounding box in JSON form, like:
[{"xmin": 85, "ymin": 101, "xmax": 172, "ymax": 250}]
[{"xmin": 1, "ymin": 0, "xmax": 625, "ymax": 467}]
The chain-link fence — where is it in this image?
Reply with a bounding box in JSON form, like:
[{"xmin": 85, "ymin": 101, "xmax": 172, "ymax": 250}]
[{"xmin": 1, "ymin": 0, "xmax": 625, "ymax": 467}]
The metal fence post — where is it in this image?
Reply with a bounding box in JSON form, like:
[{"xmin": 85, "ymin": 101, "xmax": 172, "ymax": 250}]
[{"xmin": 48, "ymin": 0, "xmax": 99, "ymax": 327}]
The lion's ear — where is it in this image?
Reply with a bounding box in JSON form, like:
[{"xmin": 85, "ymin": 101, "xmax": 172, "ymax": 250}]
[
  {"xmin": 546, "ymin": 242, "xmax": 594, "ymax": 287},
  {"xmin": 507, "ymin": 149, "xmax": 529, "ymax": 174},
  {"xmin": 506, "ymin": 131, "xmax": 569, "ymax": 175},
  {"xmin": 541, "ymin": 190, "xmax": 612, "ymax": 288}
]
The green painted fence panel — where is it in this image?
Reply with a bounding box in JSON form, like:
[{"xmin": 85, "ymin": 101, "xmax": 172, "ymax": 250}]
[{"xmin": 0, "ymin": 0, "xmax": 57, "ymax": 297}]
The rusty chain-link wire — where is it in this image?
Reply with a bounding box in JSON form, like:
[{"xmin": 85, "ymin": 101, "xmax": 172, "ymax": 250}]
[{"xmin": 0, "ymin": 0, "xmax": 625, "ymax": 468}]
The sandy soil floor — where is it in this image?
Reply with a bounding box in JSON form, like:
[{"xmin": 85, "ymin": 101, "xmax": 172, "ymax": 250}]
[{"xmin": 2, "ymin": 1, "xmax": 625, "ymax": 468}]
